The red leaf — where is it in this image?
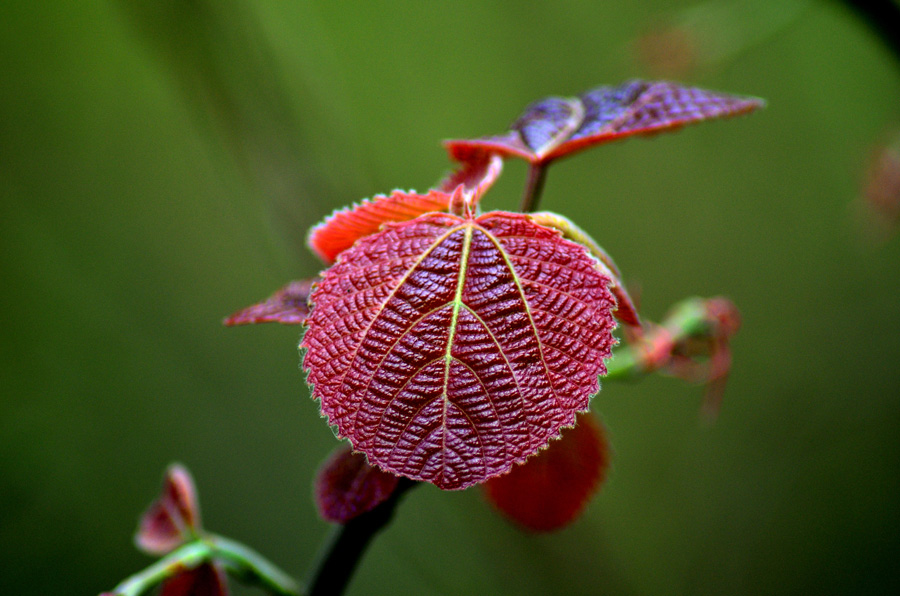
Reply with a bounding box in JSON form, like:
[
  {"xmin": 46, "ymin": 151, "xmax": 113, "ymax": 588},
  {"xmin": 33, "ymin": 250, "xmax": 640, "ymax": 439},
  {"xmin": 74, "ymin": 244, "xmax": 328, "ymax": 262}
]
[
  {"xmin": 135, "ymin": 464, "xmax": 200, "ymax": 555},
  {"xmin": 862, "ymin": 142, "xmax": 900, "ymax": 229},
  {"xmin": 437, "ymin": 151, "xmax": 503, "ymax": 198},
  {"xmin": 482, "ymin": 412, "xmax": 611, "ymax": 532},
  {"xmin": 223, "ymin": 279, "xmax": 315, "ymax": 326},
  {"xmin": 308, "ymin": 190, "xmax": 456, "ymax": 264},
  {"xmin": 159, "ymin": 563, "xmax": 229, "ymax": 596},
  {"xmin": 314, "ymin": 444, "xmax": 400, "ymax": 524},
  {"xmin": 309, "ymin": 154, "xmax": 503, "ymax": 265},
  {"xmin": 302, "ymin": 210, "xmax": 618, "ymax": 490},
  {"xmin": 445, "ymin": 80, "xmax": 764, "ymax": 165}
]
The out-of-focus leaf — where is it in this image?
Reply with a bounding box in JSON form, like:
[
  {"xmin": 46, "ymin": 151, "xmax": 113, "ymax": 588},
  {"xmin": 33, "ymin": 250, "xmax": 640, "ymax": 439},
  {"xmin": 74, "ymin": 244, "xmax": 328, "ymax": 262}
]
[
  {"xmin": 862, "ymin": 143, "xmax": 900, "ymax": 229},
  {"xmin": 135, "ymin": 464, "xmax": 201, "ymax": 555},
  {"xmin": 314, "ymin": 445, "xmax": 401, "ymax": 524},
  {"xmin": 159, "ymin": 562, "xmax": 229, "ymax": 596},
  {"xmin": 445, "ymin": 80, "xmax": 764, "ymax": 165},
  {"xmin": 302, "ymin": 209, "xmax": 618, "ymax": 490},
  {"xmin": 223, "ymin": 279, "xmax": 316, "ymax": 326},
  {"xmin": 482, "ymin": 411, "xmax": 611, "ymax": 532}
]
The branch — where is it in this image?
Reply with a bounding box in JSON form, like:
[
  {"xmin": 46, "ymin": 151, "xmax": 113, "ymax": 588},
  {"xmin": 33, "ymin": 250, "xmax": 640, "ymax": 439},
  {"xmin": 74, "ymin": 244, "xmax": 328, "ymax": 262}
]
[
  {"xmin": 603, "ymin": 295, "xmax": 740, "ymax": 421},
  {"xmin": 306, "ymin": 478, "xmax": 419, "ymax": 596}
]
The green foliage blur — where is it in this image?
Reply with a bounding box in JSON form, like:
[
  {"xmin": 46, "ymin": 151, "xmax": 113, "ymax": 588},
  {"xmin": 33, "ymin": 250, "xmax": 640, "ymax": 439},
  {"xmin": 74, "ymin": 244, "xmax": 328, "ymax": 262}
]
[{"xmin": 2, "ymin": 1, "xmax": 898, "ymax": 594}]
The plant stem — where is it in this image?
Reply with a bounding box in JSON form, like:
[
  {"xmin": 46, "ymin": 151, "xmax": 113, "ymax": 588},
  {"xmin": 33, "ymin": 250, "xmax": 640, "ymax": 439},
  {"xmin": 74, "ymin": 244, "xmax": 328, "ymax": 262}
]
[
  {"xmin": 306, "ymin": 478, "xmax": 419, "ymax": 596},
  {"xmin": 604, "ymin": 297, "xmax": 711, "ymax": 380},
  {"xmin": 520, "ymin": 163, "xmax": 548, "ymax": 212},
  {"xmin": 210, "ymin": 534, "xmax": 302, "ymax": 596},
  {"xmin": 108, "ymin": 536, "xmax": 302, "ymax": 596},
  {"xmin": 111, "ymin": 542, "xmax": 211, "ymax": 596}
]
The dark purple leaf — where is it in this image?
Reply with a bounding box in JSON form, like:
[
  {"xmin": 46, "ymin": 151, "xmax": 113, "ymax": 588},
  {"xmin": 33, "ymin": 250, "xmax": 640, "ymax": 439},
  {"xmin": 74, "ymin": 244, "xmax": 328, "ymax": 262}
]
[
  {"xmin": 224, "ymin": 279, "xmax": 315, "ymax": 326},
  {"xmin": 314, "ymin": 445, "xmax": 400, "ymax": 524},
  {"xmin": 445, "ymin": 80, "xmax": 764, "ymax": 165}
]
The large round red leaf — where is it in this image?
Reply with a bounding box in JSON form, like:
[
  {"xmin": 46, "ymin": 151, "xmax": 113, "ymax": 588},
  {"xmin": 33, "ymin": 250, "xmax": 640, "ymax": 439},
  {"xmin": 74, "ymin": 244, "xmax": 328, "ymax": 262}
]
[{"xmin": 302, "ymin": 211, "xmax": 617, "ymax": 490}]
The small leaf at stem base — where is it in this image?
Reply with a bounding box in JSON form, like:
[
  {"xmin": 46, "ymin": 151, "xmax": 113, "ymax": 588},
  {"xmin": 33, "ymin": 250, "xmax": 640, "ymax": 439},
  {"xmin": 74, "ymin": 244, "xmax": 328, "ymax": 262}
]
[
  {"xmin": 314, "ymin": 445, "xmax": 401, "ymax": 524},
  {"xmin": 159, "ymin": 562, "xmax": 229, "ymax": 596}
]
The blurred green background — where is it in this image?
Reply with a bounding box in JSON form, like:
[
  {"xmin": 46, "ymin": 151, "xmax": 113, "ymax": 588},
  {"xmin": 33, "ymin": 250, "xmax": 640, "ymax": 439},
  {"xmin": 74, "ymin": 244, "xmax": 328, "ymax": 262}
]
[{"xmin": 2, "ymin": 1, "xmax": 899, "ymax": 594}]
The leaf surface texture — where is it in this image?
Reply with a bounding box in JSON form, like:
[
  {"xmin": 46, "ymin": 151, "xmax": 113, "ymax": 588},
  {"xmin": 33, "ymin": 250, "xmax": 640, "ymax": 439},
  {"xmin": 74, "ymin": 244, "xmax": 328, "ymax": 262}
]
[{"xmin": 302, "ymin": 211, "xmax": 617, "ymax": 489}]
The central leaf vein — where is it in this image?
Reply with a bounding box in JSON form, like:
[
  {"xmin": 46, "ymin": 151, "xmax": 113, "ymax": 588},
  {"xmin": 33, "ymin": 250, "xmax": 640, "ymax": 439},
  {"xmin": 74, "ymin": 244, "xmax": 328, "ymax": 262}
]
[
  {"xmin": 342, "ymin": 222, "xmax": 467, "ymax": 431},
  {"xmin": 440, "ymin": 224, "xmax": 473, "ymax": 482}
]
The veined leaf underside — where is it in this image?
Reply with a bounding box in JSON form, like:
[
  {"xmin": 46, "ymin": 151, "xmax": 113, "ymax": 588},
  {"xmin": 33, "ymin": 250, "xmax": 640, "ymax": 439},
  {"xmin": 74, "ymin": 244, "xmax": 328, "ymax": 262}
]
[{"xmin": 302, "ymin": 212, "xmax": 617, "ymax": 489}]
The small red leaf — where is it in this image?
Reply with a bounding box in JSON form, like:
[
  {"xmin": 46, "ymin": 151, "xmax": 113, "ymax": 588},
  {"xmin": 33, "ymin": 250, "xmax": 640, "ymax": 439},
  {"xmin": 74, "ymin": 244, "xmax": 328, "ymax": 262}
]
[
  {"xmin": 135, "ymin": 464, "xmax": 200, "ymax": 555},
  {"xmin": 437, "ymin": 151, "xmax": 503, "ymax": 199},
  {"xmin": 309, "ymin": 154, "xmax": 504, "ymax": 265},
  {"xmin": 314, "ymin": 444, "xmax": 400, "ymax": 524},
  {"xmin": 307, "ymin": 189, "xmax": 458, "ymax": 264},
  {"xmin": 482, "ymin": 411, "xmax": 611, "ymax": 532},
  {"xmin": 223, "ymin": 279, "xmax": 316, "ymax": 326},
  {"xmin": 445, "ymin": 80, "xmax": 764, "ymax": 165},
  {"xmin": 159, "ymin": 563, "xmax": 229, "ymax": 596},
  {"xmin": 302, "ymin": 210, "xmax": 618, "ymax": 490}
]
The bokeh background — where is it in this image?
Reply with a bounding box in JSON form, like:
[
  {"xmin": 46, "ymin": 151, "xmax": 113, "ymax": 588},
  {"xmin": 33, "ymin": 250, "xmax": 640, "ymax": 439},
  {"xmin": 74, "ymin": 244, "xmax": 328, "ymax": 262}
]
[{"xmin": 2, "ymin": 1, "xmax": 899, "ymax": 594}]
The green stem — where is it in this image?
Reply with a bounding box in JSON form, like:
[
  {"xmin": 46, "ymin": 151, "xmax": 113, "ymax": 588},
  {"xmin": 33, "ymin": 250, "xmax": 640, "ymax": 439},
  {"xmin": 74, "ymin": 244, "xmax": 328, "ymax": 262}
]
[
  {"xmin": 209, "ymin": 534, "xmax": 302, "ymax": 596},
  {"xmin": 109, "ymin": 535, "xmax": 302, "ymax": 596},
  {"xmin": 111, "ymin": 542, "xmax": 212, "ymax": 596},
  {"xmin": 604, "ymin": 297, "xmax": 711, "ymax": 380}
]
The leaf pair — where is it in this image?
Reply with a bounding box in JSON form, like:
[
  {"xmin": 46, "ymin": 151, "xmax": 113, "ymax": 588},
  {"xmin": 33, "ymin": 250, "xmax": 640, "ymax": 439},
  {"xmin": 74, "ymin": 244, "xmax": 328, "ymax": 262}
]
[{"xmin": 132, "ymin": 466, "xmax": 230, "ymax": 596}]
